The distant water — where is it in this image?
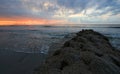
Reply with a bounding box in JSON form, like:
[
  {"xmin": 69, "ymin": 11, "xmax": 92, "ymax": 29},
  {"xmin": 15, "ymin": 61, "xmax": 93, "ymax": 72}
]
[{"xmin": 0, "ymin": 26, "xmax": 120, "ymax": 54}]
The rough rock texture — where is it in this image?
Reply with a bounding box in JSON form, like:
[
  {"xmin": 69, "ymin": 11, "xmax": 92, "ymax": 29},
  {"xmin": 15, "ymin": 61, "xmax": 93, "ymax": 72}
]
[{"xmin": 34, "ymin": 30, "xmax": 120, "ymax": 74}]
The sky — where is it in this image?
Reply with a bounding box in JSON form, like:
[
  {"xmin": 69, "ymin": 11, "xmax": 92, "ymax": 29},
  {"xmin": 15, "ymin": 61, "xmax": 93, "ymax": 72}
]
[{"xmin": 0, "ymin": 0, "xmax": 120, "ymax": 25}]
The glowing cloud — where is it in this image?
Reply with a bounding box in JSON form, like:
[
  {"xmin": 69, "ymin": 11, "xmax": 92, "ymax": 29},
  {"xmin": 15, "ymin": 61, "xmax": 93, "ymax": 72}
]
[{"xmin": 0, "ymin": 17, "xmax": 69, "ymax": 25}]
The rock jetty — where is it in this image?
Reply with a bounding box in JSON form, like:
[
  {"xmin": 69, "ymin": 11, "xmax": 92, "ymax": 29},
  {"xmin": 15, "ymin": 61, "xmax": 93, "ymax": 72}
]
[{"xmin": 34, "ymin": 30, "xmax": 120, "ymax": 74}]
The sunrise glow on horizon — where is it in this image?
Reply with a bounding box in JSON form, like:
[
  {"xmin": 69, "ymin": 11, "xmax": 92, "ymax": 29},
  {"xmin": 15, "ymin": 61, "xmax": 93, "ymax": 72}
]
[{"xmin": 0, "ymin": 17, "xmax": 70, "ymax": 26}]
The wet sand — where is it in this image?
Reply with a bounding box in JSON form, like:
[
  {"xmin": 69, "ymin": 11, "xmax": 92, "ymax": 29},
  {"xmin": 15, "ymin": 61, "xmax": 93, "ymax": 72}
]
[{"xmin": 0, "ymin": 49, "xmax": 46, "ymax": 74}]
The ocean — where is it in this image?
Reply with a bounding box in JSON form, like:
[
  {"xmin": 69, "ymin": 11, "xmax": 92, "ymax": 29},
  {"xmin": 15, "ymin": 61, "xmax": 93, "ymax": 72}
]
[
  {"xmin": 0, "ymin": 25, "xmax": 120, "ymax": 74},
  {"xmin": 0, "ymin": 26, "xmax": 120, "ymax": 54}
]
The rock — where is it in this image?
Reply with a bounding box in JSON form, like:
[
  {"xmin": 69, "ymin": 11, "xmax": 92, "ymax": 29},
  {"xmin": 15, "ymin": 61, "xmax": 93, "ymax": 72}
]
[
  {"xmin": 34, "ymin": 30, "xmax": 120, "ymax": 74},
  {"xmin": 89, "ymin": 57, "xmax": 120, "ymax": 74}
]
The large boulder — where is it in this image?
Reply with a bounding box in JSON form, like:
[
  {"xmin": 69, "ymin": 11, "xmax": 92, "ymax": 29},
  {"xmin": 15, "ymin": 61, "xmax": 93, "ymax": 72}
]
[{"xmin": 34, "ymin": 30, "xmax": 120, "ymax": 74}]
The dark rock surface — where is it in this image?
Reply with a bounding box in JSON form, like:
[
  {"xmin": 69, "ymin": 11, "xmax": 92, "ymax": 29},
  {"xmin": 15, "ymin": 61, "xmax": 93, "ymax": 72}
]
[{"xmin": 34, "ymin": 30, "xmax": 120, "ymax": 74}]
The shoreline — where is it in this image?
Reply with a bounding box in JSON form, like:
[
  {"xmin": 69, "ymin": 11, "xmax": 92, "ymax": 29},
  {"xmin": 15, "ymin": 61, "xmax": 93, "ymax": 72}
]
[
  {"xmin": 0, "ymin": 29, "xmax": 119, "ymax": 74},
  {"xmin": 0, "ymin": 49, "xmax": 46, "ymax": 74}
]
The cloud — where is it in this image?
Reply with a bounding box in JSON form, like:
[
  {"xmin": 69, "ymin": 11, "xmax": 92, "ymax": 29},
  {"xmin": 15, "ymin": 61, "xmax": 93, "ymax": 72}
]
[
  {"xmin": 0, "ymin": 0, "xmax": 30, "ymax": 17},
  {"xmin": 56, "ymin": 0, "xmax": 120, "ymax": 16},
  {"xmin": 0, "ymin": 0, "xmax": 120, "ymax": 24}
]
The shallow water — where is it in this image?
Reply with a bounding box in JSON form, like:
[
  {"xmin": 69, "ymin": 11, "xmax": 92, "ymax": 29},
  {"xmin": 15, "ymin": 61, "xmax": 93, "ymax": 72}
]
[{"xmin": 0, "ymin": 26, "xmax": 120, "ymax": 54}]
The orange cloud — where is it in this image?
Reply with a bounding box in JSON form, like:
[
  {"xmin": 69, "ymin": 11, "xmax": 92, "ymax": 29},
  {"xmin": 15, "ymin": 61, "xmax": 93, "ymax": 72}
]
[{"xmin": 0, "ymin": 17, "xmax": 68, "ymax": 26}]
